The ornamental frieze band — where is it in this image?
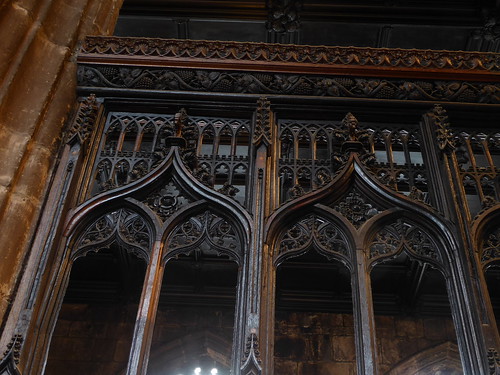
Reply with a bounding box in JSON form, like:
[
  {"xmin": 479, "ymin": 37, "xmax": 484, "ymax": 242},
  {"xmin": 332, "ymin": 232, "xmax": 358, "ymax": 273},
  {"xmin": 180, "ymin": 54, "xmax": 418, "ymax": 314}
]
[
  {"xmin": 77, "ymin": 65, "xmax": 500, "ymax": 104},
  {"xmin": 79, "ymin": 36, "xmax": 500, "ymax": 80}
]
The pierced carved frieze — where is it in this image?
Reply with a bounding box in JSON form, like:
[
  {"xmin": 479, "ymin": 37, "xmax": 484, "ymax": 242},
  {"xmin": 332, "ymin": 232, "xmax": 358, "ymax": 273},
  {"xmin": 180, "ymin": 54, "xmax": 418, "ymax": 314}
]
[
  {"xmin": 77, "ymin": 65, "xmax": 500, "ymax": 104},
  {"xmin": 168, "ymin": 211, "xmax": 242, "ymax": 262},
  {"xmin": 481, "ymin": 227, "xmax": 500, "ymax": 266},
  {"xmin": 144, "ymin": 181, "xmax": 191, "ymax": 221},
  {"xmin": 369, "ymin": 219, "xmax": 439, "ymax": 262},
  {"xmin": 80, "ymin": 36, "xmax": 500, "ymax": 73},
  {"xmin": 278, "ymin": 214, "xmax": 349, "ymax": 259},
  {"xmin": 333, "ymin": 190, "xmax": 380, "ymax": 228},
  {"xmin": 65, "ymin": 94, "xmax": 99, "ymax": 145},
  {"xmin": 74, "ymin": 209, "xmax": 152, "ymax": 260}
]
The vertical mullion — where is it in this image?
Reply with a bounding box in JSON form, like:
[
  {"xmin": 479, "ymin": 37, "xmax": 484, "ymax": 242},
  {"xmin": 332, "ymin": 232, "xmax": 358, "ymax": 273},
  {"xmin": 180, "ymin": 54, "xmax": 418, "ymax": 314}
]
[{"xmin": 126, "ymin": 240, "xmax": 164, "ymax": 375}]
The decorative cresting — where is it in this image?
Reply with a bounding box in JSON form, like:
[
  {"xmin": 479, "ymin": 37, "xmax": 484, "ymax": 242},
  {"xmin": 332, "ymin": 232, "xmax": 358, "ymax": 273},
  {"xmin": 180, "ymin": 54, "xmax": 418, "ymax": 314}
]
[
  {"xmin": 276, "ymin": 214, "xmax": 349, "ymax": 263},
  {"xmin": 73, "ymin": 208, "xmax": 152, "ymax": 261},
  {"xmin": 333, "ymin": 189, "xmax": 380, "ymax": 228},
  {"xmin": 144, "ymin": 180, "xmax": 192, "ymax": 222},
  {"xmin": 240, "ymin": 332, "xmax": 262, "ymax": 375},
  {"xmin": 369, "ymin": 218, "xmax": 440, "ymax": 263},
  {"xmin": 167, "ymin": 211, "xmax": 242, "ymax": 263},
  {"xmin": 253, "ymin": 97, "xmax": 272, "ymax": 148},
  {"xmin": 65, "ymin": 94, "xmax": 99, "ymax": 145},
  {"xmin": 77, "ymin": 66, "xmax": 500, "ymax": 104},
  {"xmin": 481, "ymin": 226, "xmax": 500, "ymax": 267},
  {"xmin": 80, "ymin": 37, "xmax": 500, "ymax": 73},
  {"xmin": 429, "ymin": 104, "xmax": 456, "ymax": 154}
]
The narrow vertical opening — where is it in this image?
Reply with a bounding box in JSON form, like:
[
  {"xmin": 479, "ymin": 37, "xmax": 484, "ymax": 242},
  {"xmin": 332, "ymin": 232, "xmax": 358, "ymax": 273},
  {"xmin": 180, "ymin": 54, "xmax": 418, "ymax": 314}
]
[
  {"xmin": 274, "ymin": 251, "xmax": 356, "ymax": 374},
  {"xmin": 371, "ymin": 253, "xmax": 463, "ymax": 374},
  {"xmin": 46, "ymin": 246, "xmax": 146, "ymax": 374},
  {"xmin": 147, "ymin": 252, "xmax": 238, "ymax": 375},
  {"xmin": 218, "ymin": 126, "xmax": 233, "ymax": 157}
]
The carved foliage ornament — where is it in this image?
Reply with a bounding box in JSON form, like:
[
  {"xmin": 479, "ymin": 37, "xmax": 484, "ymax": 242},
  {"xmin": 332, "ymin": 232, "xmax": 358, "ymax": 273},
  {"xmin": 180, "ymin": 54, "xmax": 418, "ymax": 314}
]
[
  {"xmin": 333, "ymin": 190, "xmax": 380, "ymax": 228},
  {"xmin": 77, "ymin": 66, "xmax": 500, "ymax": 104},
  {"xmin": 481, "ymin": 227, "xmax": 500, "ymax": 266},
  {"xmin": 369, "ymin": 218, "xmax": 439, "ymax": 262},
  {"xmin": 75, "ymin": 209, "xmax": 152, "ymax": 259},
  {"xmin": 266, "ymin": 0, "xmax": 302, "ymax": 33},
  {"xmin": 253, "ymin": 97, "xmax": 272, "ymax": 147},
  {"xmin": 80, "ymin": 37, "xmax": 500, "ymax": 72},
  {"xmin": 488, "ymin": 348, "xmax": 500, "ymax": 375},
  {"xmin": 429, "ymin": 104, "xmax": 456, "ymax": 154},
  {"xmin": 168, "ymin": 211, "xmax": 241, "ymax": 262},
  {"xmin": 66, "ymin": 94, "xmax": 99, "ymax": 145},
  {"xmin": 278, "ymin": 214, "xmax": 349, "ymax": 259}
]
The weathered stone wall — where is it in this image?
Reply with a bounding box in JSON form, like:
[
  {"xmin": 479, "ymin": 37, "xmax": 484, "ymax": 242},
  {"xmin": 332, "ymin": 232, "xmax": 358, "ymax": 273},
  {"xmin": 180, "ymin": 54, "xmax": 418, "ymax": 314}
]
[
  {"xmin": 274, "ymin": 311, "xmax": 459, "ymax": 374},
  {"xmin": 0, "ymin": 0, "xmax": 123, "ymax": 344},
  {"xmin": 47, "ymin": 304, "xmax": 235, "ymax": 374},
  {"xmin": 274, "ymin": 311, "xmax": 357, "ymax": 375},
  {"xmin": 46, "ymin": 303, "xmax": 137, "ymax": 375}
]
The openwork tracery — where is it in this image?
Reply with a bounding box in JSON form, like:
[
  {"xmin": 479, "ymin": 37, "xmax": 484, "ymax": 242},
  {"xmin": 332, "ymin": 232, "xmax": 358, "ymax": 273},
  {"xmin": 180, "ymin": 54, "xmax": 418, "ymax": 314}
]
[
  {"xmin": 74, "ymin": 208, "xmax": 153, "ymax": 261},
  {"xmin": 481, "ymin": 226, "xmax": 500, "ymax": 267},
  {"xmin": 368, "ymin": 218, "xmax": 440, "ymax": 263},
  {"xmin": 276, "ymin": 214, "xmax": 349, "ymax": 262},
  {"xmin": 167, "ymin": 211, "xmax": 242, "ymax": 263}
]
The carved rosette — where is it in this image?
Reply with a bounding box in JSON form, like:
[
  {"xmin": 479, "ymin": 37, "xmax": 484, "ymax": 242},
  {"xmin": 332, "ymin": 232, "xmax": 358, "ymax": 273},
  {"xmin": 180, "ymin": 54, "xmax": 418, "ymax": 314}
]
[
  {"xmin": 481, "ymin": 227, "xmax": 500, "ymax": 266},
  {"xmin": 277, "ymin": 214, "xmax": 349, "ymax": 260},
  {"xmin": 253, "ymin": 97, "xmax": 272, "ymax": 147},
  {"xmin": 168, "ymin": 211, "xmax": 242, "ymax": 262},
  {"xmin": 66, "ymin": 94, "xmax": 99, "ymax": 145},
  {"xmin": 333, "ymin": 190, "xmax": 380, "ymax": 228},
  {"xmin": 144, "ymin": 181, "xmax": 191, "ymax": 221},
  {"xmin": 74, "ymin": 209, "xmax": 152, "ymax": 260},
  {"xmin": 369, "ymin": 219, "xmax": 439, "ymax": 262}
]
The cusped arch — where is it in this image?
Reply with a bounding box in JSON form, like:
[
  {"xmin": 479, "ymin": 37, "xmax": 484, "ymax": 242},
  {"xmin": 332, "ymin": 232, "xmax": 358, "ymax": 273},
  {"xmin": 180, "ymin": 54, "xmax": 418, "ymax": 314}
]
[
  {"xmin": 70, "ymin": 203, "xmax": 156, "ymax": 262},
  {"xmin": 361, "ymin": 209, "xmax": 453, "ymax": 274},
  {"xmin": 161, "ymin": 202, "xmax": 246, "ymax": 266},
  {"xmin": 271, "ymin": 206, "xmax": 355, "ymax": 269}
]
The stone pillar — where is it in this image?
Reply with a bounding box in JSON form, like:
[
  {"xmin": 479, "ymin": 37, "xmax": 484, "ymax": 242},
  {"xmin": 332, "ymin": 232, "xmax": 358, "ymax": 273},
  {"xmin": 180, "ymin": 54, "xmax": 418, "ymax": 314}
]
[{"xmin": 0, "ymin": 0, "xmax": 123, "ymax": 350}]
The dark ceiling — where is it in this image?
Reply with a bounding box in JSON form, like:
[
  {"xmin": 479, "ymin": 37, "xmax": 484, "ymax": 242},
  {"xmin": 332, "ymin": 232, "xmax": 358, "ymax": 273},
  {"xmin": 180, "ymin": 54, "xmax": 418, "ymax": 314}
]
[{"xmin": 115, "ymin": 0, "xmax": 500, "ymax": 51}]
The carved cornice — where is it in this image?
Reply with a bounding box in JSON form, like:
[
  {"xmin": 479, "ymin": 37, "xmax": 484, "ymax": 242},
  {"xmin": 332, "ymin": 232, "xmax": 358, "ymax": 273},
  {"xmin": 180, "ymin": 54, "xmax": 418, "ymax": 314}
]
[
  {"xmin": 77, "ymin": 65, "xmax": 500, "ymax": 104},
  {"xmin": 79, "ymin": 37, "xmax": 500, "ymax": 81}
]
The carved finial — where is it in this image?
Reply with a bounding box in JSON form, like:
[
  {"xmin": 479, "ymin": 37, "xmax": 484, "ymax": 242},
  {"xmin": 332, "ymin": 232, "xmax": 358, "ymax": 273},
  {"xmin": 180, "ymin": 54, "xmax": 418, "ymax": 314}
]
[
  {"xmin": 342, "ymin": 112, "xmax": 360, "ymax": 141},
  {"xmin": 241, "ymin": 332, "xmax": 262, "ymax": 375},
  {"xmin": 174, "ymin": 108, "xmax": 188, "ymax": 137},
  {"xmin": 288, "ymin": 184, "xmax": 305, "ymax": 199},
  {"xmin": 487, "ymin": 348, "xmax": 500, "ymax": 375},
  {"xmin": 217, "ymin": 181, "xmax": 240, "ymax": 198},
  {"xmin": 2, "ymin": 334, "xmax": 23, "ymax": 365}
]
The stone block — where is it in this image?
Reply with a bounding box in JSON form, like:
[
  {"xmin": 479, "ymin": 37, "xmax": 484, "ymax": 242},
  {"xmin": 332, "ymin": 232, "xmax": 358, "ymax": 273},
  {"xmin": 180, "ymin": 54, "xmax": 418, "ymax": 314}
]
[
  {"xmin": 332, "ymin": 335, "xmax": 356, "ymax": 362},
  {"xmin": 113, "ymin": 339, "xmax": 132, "ymax": 362},
  {"xmin": 301, "ymin": 361, "xmax": 355, "ymax": 375},
  {"xmin": 0, "ymin": 31, "xmax": 68, "ymax": 134},
  {"xmin": 69, "ymin": 320, "xmax": 107, "ymax": 338},
  {"xmin": 380, "ymin": 337, "xmax": 401, "ymax": 365},
  {"xmin": 275, "ymin": 359, "xmax": 299, "ymax": 375},
  {"xmin": 275, "ymin": 336, "xmax": 306, "ymax": 359},
  {"xmin": 0, "ymin": 4, "xmax": 31, "ymax": 81},
  {"xmin": 375, "ymin": 315, "xmax": 395, "ymax": 338},
  {"xmin": 0, "ymin": 128, "xmax": 31, "ymax": 189},
  {"xmin": 42, "ymin": 0, "xmax": 86, "ymax": 47},
  {"xmin": 395, "ymin": 316, "xmax": 423, "ymax": 338},
  {"xmin": 423, "ymin": 317, "xmax": 448, "ymax": 340},
  {"xmin": 91, "ymin": 338, "xmax": 116, "ymax": 361}
]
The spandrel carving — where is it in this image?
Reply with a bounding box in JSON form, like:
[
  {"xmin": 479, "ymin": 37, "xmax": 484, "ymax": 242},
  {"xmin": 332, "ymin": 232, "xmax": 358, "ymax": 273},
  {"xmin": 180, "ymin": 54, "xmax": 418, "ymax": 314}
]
[{"xmin": 333, "ymin": 190, "xmax": 380, "ymax": 228}]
